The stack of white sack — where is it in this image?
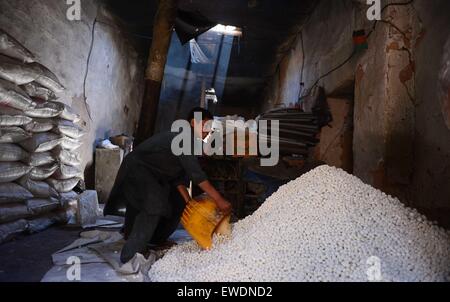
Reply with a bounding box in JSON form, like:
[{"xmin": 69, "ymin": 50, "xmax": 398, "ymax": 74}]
[{"xmin": 0, "ymin": 29, "xmax": 85, "ymax": 243}]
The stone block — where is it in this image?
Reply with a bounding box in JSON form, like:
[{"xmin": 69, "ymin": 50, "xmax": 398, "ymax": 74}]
[
  {"xmin": 77, "ymin": 190, "xmax": 99, "ymax": 227},
  {"xmin": 95, "ymin": 148, "xmax": 123, "ymax": 204}
]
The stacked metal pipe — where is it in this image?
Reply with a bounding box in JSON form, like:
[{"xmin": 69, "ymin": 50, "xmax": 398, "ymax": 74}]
[{"xmin": 258, "ymin": 108, "xmax": 320, "ymax": 156}]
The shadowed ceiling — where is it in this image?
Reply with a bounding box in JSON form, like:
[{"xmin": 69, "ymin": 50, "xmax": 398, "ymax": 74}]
[{"xmin": 106, "ymin": 0, "xmax": 317, "ymax": 108}]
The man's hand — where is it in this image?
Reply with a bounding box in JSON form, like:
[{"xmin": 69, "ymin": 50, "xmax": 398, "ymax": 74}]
[
  {"xmin": 215, "ymin": 198, "xmax": 232, "ymax": 216},
  {"xmin": 198, "ymin": 180, "xmax": 232, "ymax": 215}
]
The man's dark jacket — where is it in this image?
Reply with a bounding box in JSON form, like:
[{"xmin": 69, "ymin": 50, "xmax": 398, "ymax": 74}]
[{"xmin": 104, "ymin": 131, "xmax": 207, "ymax": 218}]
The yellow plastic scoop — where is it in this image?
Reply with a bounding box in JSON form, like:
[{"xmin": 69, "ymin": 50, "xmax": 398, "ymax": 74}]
[{"xmin": 181, "ymin": 194, "xmax": 231, "ymax": 250}]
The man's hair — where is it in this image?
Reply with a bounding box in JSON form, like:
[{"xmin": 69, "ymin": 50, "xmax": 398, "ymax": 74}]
[{"xmin": 187, "ymin": 107, "xmax": 213, "ymax": 122}]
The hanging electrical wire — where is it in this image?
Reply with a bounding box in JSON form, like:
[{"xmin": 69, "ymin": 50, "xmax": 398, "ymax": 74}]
[
  {"xmin": 299, "ymin": 31, "xmax": 305, "ymax": 89},
  {"xmin": 297, "ymin": 0, "xmax": 416, "ymax": 101}
]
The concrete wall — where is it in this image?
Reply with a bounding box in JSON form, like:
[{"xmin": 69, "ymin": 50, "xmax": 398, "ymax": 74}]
[
  {"xmin": 0, "ymin": 0, "xmax": 146, "ymax": 184},
  {"xmin": 410, "ymin": 0, "xmax": 450, "ymax": 224},
  {"xmin": 262, "ymin": 0, "xmax": 450, "ymax": 227},
  {"xmin": 261, "ymin": 0, "xmax": 359, "ymax": 112},
  {"xmin": 315, "ymin": 97, "xmax": 354, "ymax": 174}
]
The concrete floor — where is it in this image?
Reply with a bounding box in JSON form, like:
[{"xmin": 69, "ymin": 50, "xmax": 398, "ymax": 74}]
[
  {"xmin": 0, "ymin": 215, "xmax": 188, "ymax": 282},
  {"xmin": 0, "ymin": 226, "xmax": 83, "ymax": 282},
  {"xmin": 0, "ymin": 212, "xmax": 125, "ymax": 283}
]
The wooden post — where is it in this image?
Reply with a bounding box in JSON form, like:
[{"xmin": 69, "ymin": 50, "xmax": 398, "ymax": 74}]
[
  {"xmin": 135, "ymin": 0, "xmax": 178, "ymax": 145},
  {"xmin": 200, "ymin": 78, "xmax": 206, "ymax": 108}
]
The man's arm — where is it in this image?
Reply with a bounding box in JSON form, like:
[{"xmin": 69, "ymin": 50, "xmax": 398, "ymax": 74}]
[
  {"xmin": 177, "ymin": 182, "xmax": 232, "ymax": 215},
  {"xmin": 198, "ymin": 180, "xmax": 232, "ymax": 215},
  {"xmin": 177, "ymin": 185, "xmax": 191, "ymax": 204},
  {"xmin": 178, "ymin": 154, "xmax": 232, "ymax": 215}
]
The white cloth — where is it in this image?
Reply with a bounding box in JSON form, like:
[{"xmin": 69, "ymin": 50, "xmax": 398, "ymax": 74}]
[{"xmin": 189, "ymin": 39, "xmax": 211, "ymax": 64}]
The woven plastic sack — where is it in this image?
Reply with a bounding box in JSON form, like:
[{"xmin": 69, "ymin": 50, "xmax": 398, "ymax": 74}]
[
  {"xmin": 54, "ymin": 120, "xmax": 85, "ymax": 139},
  {"xmin": 0, "ymin": 105, "xmax": 22, "ymax": 115},
  {"xmin": 26, "ymin": 198, "xmax": 60, "ymax": 216},
  {"xmin": 59, "ymin": 191, "xmax": 79, "ymax": 206},
  {"xmin": 27, "ymin": 210, "xmax": 69, "ymax": 234},
  {"xmin": 0, "ymin": 219, "xmax": 28, "ymax": 244},
  {"xmin": 27, "ymin": 151, "xmax": 56, "ymax": 167},
  {"xmin": 0, "ymin": 162, "xmax": 32, "ymax": 183},
  {"xmin": 0, "ymin": 78, "xmax": 36, "ymax": 110},
  {"xmin": 20, "ymin": 133, "xmax": 61, "ymax": 153},
  {"xmin": 24, "ymin": 101, "xmax": 64, "ymax": 118},
  {"xmin": 60, "ymin": 136, "xmax": 82, "ymax": 151},
  {"xmin": 17, "ymin": 175, "xmax": 59, "ymax": 199},
  {"xmin": 0, "ymin": 203, "xmax": 29, "ymax": 223},
  {"xmin": 53, "ymin": 147, "xmax": 81, "ymax": 166},
  {"xmin": 30, "ymin": 63, "xmax": 65, "ymax": 93},
  {"xmin": 0, "ymin": 114, "xmax": 32, "ymax": 126},
  {"xmin": 53, "ymin": 164, "xmax": 82, "ymax": 180},
  {"xmin": 0, "ymin": 183, "xmax": 33, "ymax": 204},
  {"xmin": 23, "ymin": 118, "xmax": 54, "ymax": 133},
  {"xmin": 59, "ymin": 103, "xmax": 81, "ymax": 123},
  {"xmin": 0, "ymin": 126, "xmax": 31, "ymax": 143},
  {"xmin": 29, "ymin": 163, "xmax": 58, "ymax": 181},
  {"xmin": 0, "ymin": 29, "xmax": 35, "ymax": 63},
  {"xmin": 0, "ymin": 143, "xmax": 29, "ymax": 162},
  {"xmin": 47, "ymin": 177, "xmax": 81, "ymax": 193},
  {"xmin": 0, "ymin": 54, "xmax": 40, "ymax": 85},
  {"xmin": 21, "ymin": 82, "xmax": 55, "ymax": 101}
]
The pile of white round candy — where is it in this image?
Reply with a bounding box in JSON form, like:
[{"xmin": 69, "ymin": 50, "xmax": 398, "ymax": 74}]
[{"xmin": 148, "ymin": 166, "xmax": 450, "ymax": 282}]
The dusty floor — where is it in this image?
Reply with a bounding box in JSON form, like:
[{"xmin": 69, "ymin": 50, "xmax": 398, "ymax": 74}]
[
  {"xmin": 0, "ymin": 226, "xmax": 83, "ymax": 282},
  {"xmin": 0, "ymin": 216, "xmax": 192, "ymax": 282},
  {"xmin": 0, "ymin": 213, "xmax": 125, "ymax": 283}
]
